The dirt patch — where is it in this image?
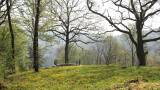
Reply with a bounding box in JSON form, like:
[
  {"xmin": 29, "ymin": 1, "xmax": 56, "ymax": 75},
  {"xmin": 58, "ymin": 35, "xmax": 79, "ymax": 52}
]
[
  {"xmin": 127, "ymin": 82, "xmax": 160, "ymax": 90},
  {"xmin": 112, "ymin": 77, "xmax": 160, "ymax": 90},
  {"xmin": 0, "ymin": 81, "xmax": 7, "ymax": 90}
]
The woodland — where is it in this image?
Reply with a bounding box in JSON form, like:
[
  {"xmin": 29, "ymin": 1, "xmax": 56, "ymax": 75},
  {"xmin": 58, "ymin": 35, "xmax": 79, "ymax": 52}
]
[{"xmin": 1, "ymin": 0, "xmax": 160, "ymax": 89}]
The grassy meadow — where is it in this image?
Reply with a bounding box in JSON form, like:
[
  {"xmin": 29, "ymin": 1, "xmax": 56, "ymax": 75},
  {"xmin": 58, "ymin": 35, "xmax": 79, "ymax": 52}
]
[{"xmin": 3, "ymin": 65, "xmax": 160, "ymax": 90}]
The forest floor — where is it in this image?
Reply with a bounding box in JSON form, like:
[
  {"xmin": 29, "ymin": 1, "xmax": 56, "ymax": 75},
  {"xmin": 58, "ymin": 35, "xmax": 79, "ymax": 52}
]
[{"xmin": 3, "ymin": 65, "xmax": 160, "ymax": 90}]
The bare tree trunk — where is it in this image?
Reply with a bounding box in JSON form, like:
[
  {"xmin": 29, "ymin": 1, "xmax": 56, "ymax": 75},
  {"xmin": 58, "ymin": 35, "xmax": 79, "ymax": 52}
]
[
  {"xmin": 6, "ymin": 0, "xmax": 15, "ymax": 73},
  {"xmin": 136, "ymin": 25, "xmax": 146, "ymax": 66},
  {"xmin": 131, "ymin": 43, "xmax": 134, "ymax": 66},
  {"xmin": 65, "ymin": 37, "xmax": 69, "ymax": 64},
  {"xmin": 33, "ymin": 0, "xmax": 41, "ymax": 72},
  {"xmin": 136, "ymin": 46, "xmax": 146, "ymax": 66}
]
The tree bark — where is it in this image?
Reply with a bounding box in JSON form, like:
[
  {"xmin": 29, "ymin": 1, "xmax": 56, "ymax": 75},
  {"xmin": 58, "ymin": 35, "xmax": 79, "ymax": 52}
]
[
  {"xmin": 33, "ymin": 0, "xmax": 41, "ymax": 72},
  {"xmin": 136, "ymin": 22, "xmax": 146, "ymax": 66},
  {"xmin": 131, "ymin": 43, "xmax": 135, "ymax": 66},
  {"xmin": 136, "ymin": 46, "xmax": 146, "ymax": 66},
  {"xmin": 65, "ymin": 37, "xmax": 69, "ymax": 64},
  {"xmin": 6, "ymin": 0, "xmax": 15, "ymax": 73},
  {"xmin": 65, "ymin": 9, "xmax": 70, "ymax": 64}
]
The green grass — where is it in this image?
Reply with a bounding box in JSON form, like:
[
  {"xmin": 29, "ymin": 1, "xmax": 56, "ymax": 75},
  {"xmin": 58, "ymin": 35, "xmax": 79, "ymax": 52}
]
[{"xmin": 4, "ymin": 65, "xmax": 160, "ymax": 90}]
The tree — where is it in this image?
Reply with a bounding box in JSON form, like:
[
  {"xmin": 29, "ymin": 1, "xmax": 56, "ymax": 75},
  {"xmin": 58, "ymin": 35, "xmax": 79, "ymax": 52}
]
[
  {"xmin": 48, "ymin": 0, "xmax": 96, "ymax": 64},
  {"xmin": 122, "ymin": 24, "xmax": 137, "ymax": 66},
  {"xmin": 93, "ymin": 35, "xmax": 125, "ymax": 65},
  {"xmin": 0, "ymin": 25, "xmax": 31, "ymax": 78},
  {"xmin": 0, "ymin": 0, "xmax": 7, "ymax": 26},
  {"xmin": 16, "ymin": 0, "xmax": 52, "ymax": 41},
  {"xmin": 6, "ymin": 0, "xmax": 15, "ymax": 73},
  {"xmin": 15, "ymin": 0, "xmax": 53, "ymax": 69},
  {"xmin": 55, "ymin": 44, "xmax": 83, "ymax": 65},
  {"xmin": 87, "ymin": 0, "xmax": 160, "ymax": 66},
  {"xmin": 94, "ymin": 42, "xmax": 103, "ymax": 64},
  {"xmin": 33, "ymin": 0, "xmax": 41, "ymax": 72},
  {"xmin": 102, "ymin": 36, "xmax": 117, "ymax": 64}
]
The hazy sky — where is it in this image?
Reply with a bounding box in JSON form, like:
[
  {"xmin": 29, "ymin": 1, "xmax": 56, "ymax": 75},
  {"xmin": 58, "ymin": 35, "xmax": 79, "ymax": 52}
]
[{"xmin": 89, "ymin": 0, "xmax": 160, "ymax": 35}]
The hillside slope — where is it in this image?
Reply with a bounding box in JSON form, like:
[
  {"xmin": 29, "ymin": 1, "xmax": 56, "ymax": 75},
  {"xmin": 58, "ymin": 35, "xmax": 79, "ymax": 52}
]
[{"xmin": 4, "ymin": 65, "xmax": 160, "ymax": 90}]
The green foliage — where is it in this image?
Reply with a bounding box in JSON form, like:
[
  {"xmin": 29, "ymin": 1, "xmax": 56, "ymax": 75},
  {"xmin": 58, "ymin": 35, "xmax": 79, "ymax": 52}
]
[
  {"xmin": 0, "ymin": 24, "xmax": 31, "ymax": 79},
  {"xmin": 103, "ymin": 36, "xmax": 133, "ymax": 66},
  {"xmin": 56, "ymin": 44, "xmax": 93, "ymax": 65},
  {"xmin": 14, "ymin": 25, "xmax": 31, "ymax": 72},
  {"xmin": 0, "ymin": 25, "xmax": 13, "ymax": 79},
  {"xmin": 55, "ymin": 35, "xmax": 136, "ymax": 66},
  {"xmin": 5, "ymin": 65, "xmax": 160, "ymax": 90}
]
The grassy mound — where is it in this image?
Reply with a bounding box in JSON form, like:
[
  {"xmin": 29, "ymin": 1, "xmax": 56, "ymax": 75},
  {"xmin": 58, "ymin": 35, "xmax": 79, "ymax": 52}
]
[{"xmin": 5, "ymin": 65, "xmax": 160, "ymax": 90}]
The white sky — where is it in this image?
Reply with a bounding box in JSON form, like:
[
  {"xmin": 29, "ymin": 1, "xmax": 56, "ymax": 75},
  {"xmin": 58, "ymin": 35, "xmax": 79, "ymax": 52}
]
[
  {"xmin": 12, "ymin": 0, "xmax": 160, "ymax": 36},
  {"xmin": 88, "ymin": 0, "xmax": 160, "ymax": 36}
]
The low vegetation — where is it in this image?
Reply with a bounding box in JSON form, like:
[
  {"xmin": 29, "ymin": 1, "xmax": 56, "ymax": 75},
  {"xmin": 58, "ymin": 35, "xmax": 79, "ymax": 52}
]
[{"xmin": 4, "ymin": 65, "xmax": 160, "ymax": 90}]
